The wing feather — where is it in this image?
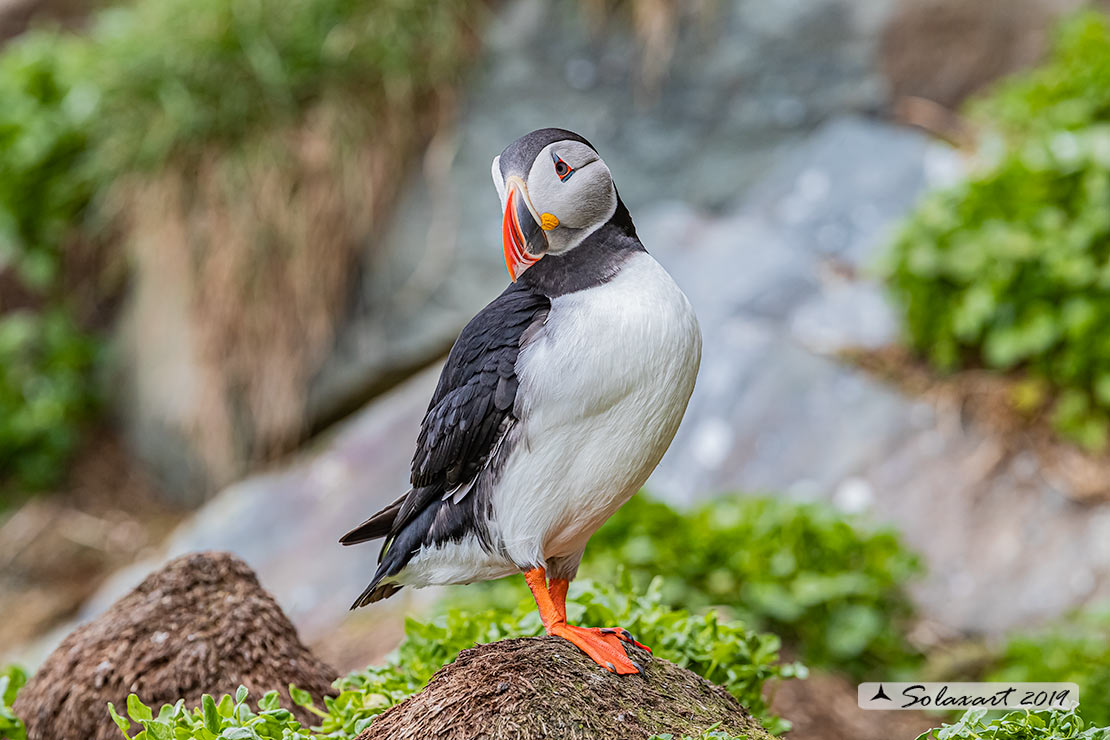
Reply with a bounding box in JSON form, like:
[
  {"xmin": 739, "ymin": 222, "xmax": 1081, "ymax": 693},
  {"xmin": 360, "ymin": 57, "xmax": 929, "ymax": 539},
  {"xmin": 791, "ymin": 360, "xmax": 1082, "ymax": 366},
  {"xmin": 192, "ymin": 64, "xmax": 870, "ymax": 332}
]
[{"xmin": 341, "ymin": 282, "xmax": 550, "ymax": 606}]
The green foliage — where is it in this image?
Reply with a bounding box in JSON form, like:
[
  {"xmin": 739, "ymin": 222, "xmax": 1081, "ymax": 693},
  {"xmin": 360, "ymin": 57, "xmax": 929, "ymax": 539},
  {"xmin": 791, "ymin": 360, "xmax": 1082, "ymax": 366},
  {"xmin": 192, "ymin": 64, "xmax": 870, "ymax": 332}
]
[
  {"xmin": 0, "ymin": 33, "xmax": 100, "ymax": 497},
  {"xmin": 106, "ymin": 579, "xmax": 797, "ymax": 739},
  {"xmin": 0, "ymin": 31, "xmax": 95, "ymax": 292},
  {"xmin": 650, "ymin": 723, "xmax": 752, "ymax": 740},
  {"xmin": 971, "ymin": 12, "xmax": 1110, "ymax": 140},
  {"xmin": 83, "ymin": 0, "xmax": 472, "ymax": 172},
  {"xmin": 108, "ymin": 687, "xmax": 316, "ymax": 740},
  {"xmin": 0, "ymin": 665, "xmax": 27, "ymax": 740},
  {"xmin": 988, "ymin": 608, "xmax": 1110, "ymax": 728},
  {"xmin": 884, "ymin": 11, "xmax": 1110, "ymax": 451},
  {"xmin": 470, "ymin": 495, "xmax": 921, "ymax": 675},
  {"xmin": 917, "ymin": 709, "xmax": 1110, "ymax": 740},
  {"xmin": 0, "ymin": 311, "xmax": 98, "ymax": 497}
]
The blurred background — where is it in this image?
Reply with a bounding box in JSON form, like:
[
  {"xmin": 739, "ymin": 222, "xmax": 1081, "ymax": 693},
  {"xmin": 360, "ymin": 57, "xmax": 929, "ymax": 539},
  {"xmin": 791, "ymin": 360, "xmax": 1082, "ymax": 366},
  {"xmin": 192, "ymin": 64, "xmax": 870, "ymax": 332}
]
[{"xmin": 4, "ymin": 0, "xmax": 1110, "ymax": 737}]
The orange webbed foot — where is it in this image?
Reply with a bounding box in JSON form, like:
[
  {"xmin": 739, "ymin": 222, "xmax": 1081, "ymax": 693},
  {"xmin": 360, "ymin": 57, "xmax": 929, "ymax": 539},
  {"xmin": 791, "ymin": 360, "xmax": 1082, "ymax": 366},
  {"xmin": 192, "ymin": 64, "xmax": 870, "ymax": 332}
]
[
  {"xmin": 524, "ymin": 569, "xmax": 649, "ymax": 675},
  {"xmin": 550, "ymin": 623, "xmax": 646, "ymax": 675}
]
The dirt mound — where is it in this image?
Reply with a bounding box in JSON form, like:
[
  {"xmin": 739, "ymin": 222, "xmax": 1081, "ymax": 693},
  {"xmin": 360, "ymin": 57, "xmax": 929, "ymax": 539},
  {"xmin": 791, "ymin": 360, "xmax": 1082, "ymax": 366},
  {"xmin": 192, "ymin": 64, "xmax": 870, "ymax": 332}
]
[
  {"xmin": 356, "ymin": 636, "xmax": 775, "ymax": 740},
  {"xmin": 14, "ymin": 551, "xmax": 337, "ymax": 740}
]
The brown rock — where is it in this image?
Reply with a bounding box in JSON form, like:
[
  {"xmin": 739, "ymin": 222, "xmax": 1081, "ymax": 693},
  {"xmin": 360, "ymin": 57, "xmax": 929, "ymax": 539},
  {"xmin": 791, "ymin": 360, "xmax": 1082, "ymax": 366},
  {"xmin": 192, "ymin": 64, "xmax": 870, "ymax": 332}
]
[
  {"xmin": 356, "ymin": 636, "xmax": 775, "ymax": 740},
  {"xmin": 14, "ymin": 551, "xmax": 337, "ymax": 740},
  {"xmin": 879, "ymin": 0, "xmax": 1082, "ymax": 110}
]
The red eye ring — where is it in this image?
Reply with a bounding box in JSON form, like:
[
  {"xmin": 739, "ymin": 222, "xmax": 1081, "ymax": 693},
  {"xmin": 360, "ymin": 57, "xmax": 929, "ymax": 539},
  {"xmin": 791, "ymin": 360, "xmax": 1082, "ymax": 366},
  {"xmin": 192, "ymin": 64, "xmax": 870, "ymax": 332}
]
[{"xmin": 551, "ymin": 151, "xmax": 574, "ymax": 182}]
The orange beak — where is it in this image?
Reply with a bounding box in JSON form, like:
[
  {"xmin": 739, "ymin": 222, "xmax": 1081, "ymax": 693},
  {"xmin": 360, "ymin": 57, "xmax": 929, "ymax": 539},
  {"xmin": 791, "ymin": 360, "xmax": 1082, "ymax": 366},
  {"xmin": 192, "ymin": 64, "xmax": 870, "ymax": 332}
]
[{"xmin": 502, "ymin": 182, "xmax": 548, "ymax": 281}]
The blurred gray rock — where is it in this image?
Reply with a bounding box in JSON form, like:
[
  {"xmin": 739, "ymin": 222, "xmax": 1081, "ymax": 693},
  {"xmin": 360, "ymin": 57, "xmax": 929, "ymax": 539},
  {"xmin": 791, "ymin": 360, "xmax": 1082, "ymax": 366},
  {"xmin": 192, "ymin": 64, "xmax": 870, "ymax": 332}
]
[{"xmin": 309, "ymin": 0, "xmax": 897, "ymax": 432}]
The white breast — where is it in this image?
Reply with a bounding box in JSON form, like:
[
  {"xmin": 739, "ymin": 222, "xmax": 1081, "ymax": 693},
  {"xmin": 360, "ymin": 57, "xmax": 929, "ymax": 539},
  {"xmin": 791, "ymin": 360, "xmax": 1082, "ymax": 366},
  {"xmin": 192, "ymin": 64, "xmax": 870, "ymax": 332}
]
[{"xmin": 491, "ymin": 251, "xmax": 702, "ymax": 570}]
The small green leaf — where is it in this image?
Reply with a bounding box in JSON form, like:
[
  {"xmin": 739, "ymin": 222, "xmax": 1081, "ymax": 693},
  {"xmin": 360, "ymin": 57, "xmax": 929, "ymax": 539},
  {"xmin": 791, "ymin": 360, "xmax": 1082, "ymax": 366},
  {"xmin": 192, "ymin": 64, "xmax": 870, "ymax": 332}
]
[
  {"xmin": 287, "ymin": 685, "xmax": 312, "ymax": 708},
  {"xmin": 202, "ymin": 694, "xmax": 220, "ymax": 733},
  {"xmin": 127, "ymin": 694, "xmax": 154, "ymax": 722},
  {"xmin": 108, "ymin": 702, "xmax": 131, "ymax": 736}
]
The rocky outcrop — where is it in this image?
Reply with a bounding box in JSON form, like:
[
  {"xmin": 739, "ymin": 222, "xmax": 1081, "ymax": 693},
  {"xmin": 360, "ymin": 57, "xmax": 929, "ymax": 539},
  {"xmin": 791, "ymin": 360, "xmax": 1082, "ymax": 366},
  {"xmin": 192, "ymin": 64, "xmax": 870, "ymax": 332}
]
[{"xmin": 13, "ymin": 552, "xmax": 337, "ymax": 740}]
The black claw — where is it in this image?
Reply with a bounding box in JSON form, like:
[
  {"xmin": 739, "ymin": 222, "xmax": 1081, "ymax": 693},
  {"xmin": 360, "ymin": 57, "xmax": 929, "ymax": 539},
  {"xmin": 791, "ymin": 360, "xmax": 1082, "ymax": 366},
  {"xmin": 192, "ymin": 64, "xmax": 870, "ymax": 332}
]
[
  {"xmin": 605, "ymin": 661, "xmax": 616, "ymax": 672},
  {"xmin": 600, "ymin": 628, "xmax": 618, "ymax": 635},
  {"xmin": 631, "ymin": 661, "xmax": 645, "ymax": 673},
  {"xmin": 619, "ymin": 628, "xmax": 635, "ymax": 642}
]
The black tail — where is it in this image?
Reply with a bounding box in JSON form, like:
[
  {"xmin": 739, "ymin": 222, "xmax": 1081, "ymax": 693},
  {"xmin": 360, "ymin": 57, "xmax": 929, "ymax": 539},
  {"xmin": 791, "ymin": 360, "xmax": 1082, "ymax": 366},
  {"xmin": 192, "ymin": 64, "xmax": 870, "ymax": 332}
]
[
  {"xmin": 350, "ymin": 581, "xmax": 403, "ymax": 609},
  {"xmin": 339, "ymin": 492, "xmax": 407, "ymax": 545}
]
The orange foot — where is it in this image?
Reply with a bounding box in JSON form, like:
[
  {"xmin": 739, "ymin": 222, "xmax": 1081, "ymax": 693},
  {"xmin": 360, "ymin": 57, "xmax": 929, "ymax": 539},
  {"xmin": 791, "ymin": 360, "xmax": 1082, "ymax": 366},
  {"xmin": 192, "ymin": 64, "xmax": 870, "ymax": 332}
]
[
  {"xmin": 549, "ymin": 623, "xmax": 644, "ymax": 675},
  {"xmin": 524, "ymin": 568, "xmax": 651, "ymax": 675}
]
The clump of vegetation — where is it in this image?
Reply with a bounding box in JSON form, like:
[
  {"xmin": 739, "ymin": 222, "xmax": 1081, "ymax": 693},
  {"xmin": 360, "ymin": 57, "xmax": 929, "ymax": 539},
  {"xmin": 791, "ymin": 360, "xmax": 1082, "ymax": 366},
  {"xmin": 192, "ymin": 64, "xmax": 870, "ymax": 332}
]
[
  {"xmin": 988, "ymin": 607, "xmax": 1110, "ymax": 728},
  {"xmin": 466, "ymin": 494, "xmax": 922, "ymax": 675},
  {"xmin": 0, "ymin": 32, "xmax": 100, "ymax": 497},
  {"xmin": 917, "ymin": 709, "xmax": 1110, "ymax": 740},
  {"xmin": 0, "ymin": 31, "xmax": 95, "ymax": 293},
  {"xmin": 83, "ymin": 0, "xmax": 472, "ymax": 173},
  {"xmin": 970, "ymin": 13, "xmax": 1110, "ymax": 139},
  {"xmin": 884, "ymin": 11, "xmax": 1110, "ymax": 451},
  {"xmin": 84, "ymin": 578, "xmax": 798, "ymax": 739},
  {"xmin": 0, "ymin": 311, "xmax": 98, "ymax": 498}
]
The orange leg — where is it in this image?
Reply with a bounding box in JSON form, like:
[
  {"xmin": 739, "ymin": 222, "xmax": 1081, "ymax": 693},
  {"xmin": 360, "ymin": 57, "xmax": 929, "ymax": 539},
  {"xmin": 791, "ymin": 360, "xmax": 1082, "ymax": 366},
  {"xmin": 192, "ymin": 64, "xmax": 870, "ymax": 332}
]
[{"xmin": 524, "ymin": 568, "xmax": 646, "ymax": 674}]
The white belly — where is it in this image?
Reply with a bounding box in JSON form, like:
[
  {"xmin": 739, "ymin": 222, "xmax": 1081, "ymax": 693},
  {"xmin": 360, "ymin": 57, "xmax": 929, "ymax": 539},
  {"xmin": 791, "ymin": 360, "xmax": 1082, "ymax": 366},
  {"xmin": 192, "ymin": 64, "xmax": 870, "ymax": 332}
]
[{"xmin": 491, "ymin": 251, "xmax": 702, "ymax": 569}]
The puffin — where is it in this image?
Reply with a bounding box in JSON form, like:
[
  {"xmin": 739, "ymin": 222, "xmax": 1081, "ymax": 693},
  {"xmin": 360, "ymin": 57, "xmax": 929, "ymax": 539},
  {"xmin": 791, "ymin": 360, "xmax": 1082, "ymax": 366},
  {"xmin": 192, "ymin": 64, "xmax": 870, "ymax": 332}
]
[{"xmin": 341, "ymin": 128, "xmax": 701, "ymax": 674}]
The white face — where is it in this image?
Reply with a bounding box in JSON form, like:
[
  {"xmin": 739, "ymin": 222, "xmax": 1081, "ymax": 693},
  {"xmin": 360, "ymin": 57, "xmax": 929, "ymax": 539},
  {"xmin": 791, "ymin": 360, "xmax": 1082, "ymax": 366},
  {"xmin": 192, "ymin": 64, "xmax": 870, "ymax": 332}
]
[{"xmin": 492, "ymin": 140, "xmax": 617, "ymax": 255}]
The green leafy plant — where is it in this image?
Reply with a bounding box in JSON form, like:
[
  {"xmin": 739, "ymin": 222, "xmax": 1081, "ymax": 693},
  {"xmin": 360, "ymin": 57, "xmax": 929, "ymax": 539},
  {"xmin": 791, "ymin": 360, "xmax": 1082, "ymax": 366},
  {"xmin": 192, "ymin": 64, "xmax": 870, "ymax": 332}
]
[
  {"xmin": 108, "ymin": 685, "xmax": 315, "ymax": 740},
  {"xmin": 0, "ymin": 310, "xmax": 98, "ymax": 497},
  {"xmin": 0, "ymin": 665, "xmax": 27, "ymax": 740},
  {"xmin": 884, "ymin": 11, "xmax": 1110, "ymax": 451},
  {"xmin": 82, "ymin": 0, "xmax": 472, "ymax": 173},
  {"xmin": 467, "ymin": 494, "xmax": 921, "ymax": 675},
  {"xmin": 987, "ymin": 608, "xmax": 1110, "ymax": 728},
  {"xmin": 0, "ymin": 30, "xmax": 95, "ymax": 292},
  {"xmin": 650, "ymin": 723, "xmax": 752, "ymax": 740},
  {"xmin": 106, "ymin": 578, "xmax": 799, "ymax": 739},
  {"xmin": 970, "ymin": 12, "xmax": 1110, "ymax": 140},
  {"xmin": 917, "ymin": 709, "xmax": 1110, "ymax": 740}
]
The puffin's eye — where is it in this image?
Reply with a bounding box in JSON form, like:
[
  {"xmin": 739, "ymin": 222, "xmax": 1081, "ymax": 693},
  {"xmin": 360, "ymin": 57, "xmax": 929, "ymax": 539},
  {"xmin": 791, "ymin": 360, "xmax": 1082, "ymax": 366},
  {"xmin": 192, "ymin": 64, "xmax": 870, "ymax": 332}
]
[{"xmin": 552, "ymin": 152, "xmax": 574, "ymax": 182}]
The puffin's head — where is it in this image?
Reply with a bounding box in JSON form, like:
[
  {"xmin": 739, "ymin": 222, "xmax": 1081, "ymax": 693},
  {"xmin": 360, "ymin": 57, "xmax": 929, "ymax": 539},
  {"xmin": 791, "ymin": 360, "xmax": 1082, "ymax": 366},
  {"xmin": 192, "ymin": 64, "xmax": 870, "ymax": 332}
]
[{"xmin": 492, "ymin": 128, "xmax": 617, "ymax": 281}]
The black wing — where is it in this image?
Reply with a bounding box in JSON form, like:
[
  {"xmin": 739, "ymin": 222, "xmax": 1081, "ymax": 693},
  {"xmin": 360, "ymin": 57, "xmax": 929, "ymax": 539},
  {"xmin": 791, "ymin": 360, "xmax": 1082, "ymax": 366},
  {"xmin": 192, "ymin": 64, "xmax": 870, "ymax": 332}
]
[{"xmin": 341, "ymin": 281, "xmax": 549, "ymax": 606}]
